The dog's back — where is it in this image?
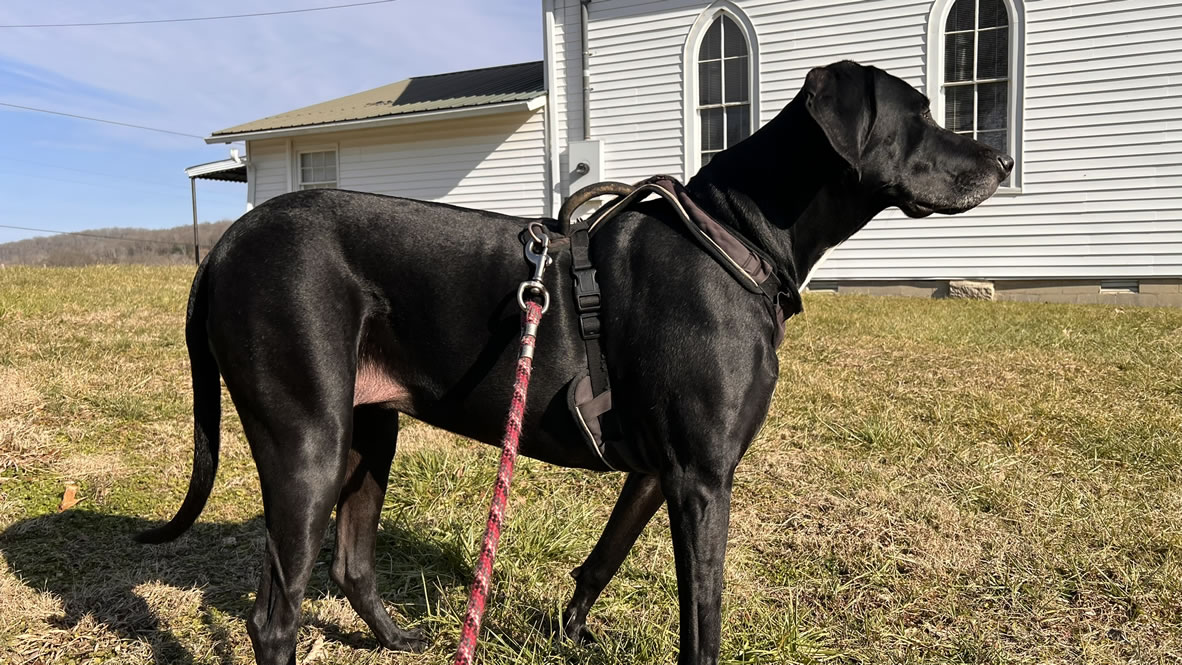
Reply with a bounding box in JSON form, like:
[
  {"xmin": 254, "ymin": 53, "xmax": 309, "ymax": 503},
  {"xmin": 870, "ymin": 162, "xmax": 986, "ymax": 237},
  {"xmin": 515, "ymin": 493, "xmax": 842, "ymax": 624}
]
[{"xmin": 202, "ymin": 187, "xmax": 598, "ymax": 459}]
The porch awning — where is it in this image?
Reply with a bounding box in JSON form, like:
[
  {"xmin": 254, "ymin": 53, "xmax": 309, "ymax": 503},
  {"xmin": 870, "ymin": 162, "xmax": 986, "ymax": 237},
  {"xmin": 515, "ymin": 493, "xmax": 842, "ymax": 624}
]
[{"xmin": 184, "ymin": 158, "xmax": 247, "ymax": 182}]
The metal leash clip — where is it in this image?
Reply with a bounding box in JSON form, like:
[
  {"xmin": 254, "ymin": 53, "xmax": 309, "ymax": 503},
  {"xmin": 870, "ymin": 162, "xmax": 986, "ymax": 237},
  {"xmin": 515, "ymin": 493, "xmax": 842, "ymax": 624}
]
[{"xmin": 517, "ymin": 221, "xmax": 552, "ymax": 313}]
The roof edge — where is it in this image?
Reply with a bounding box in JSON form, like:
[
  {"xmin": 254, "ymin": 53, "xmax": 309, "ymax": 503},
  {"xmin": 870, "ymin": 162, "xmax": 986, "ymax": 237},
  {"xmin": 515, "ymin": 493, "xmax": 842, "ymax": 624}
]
[
  {"xmin": 207, "ymin": 94, "xmax": 546, "ymax": 144},
  {"xmin": 408, "ymin": 59, "xmax": 543, "ymax": 81},
  {"xmin": 185, "ymin": 157, "xmax": 246, "ymax": 178}
]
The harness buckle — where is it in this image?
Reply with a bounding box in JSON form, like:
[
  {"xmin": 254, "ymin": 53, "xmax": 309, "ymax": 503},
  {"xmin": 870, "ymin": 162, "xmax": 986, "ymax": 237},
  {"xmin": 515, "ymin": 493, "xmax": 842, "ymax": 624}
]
[
  {"xmin": 579, "ymin": 313, "xmax": 602, "ymax": 339},
  {"xmin": 573, "ymin": 269, "xmax": 601, "ymax": 312}
]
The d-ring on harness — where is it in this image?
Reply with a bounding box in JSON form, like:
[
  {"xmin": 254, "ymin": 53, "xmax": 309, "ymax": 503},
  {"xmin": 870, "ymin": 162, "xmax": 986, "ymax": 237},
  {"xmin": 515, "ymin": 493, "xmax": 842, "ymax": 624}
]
[
  {"xmin": 452, "ymin": 222, "xmax": 550, "ymax": 665},
  {"xmin": 516, "ymin": 222, "xmax": 552, "ymax": 316}
]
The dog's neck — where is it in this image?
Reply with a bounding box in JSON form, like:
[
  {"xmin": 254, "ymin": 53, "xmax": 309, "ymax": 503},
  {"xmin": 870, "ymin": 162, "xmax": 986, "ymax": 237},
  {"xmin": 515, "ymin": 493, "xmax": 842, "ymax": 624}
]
[{"xmin": 685, "ymin": 97, "xmax": 884, "ymax": 286}]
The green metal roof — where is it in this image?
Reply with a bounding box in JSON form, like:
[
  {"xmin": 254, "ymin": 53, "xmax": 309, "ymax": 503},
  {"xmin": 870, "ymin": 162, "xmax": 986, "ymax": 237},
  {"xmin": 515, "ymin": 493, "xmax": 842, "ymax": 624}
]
[{"xmin": 210, "ymin": 61, "xmax": 545, "ymax": 138}]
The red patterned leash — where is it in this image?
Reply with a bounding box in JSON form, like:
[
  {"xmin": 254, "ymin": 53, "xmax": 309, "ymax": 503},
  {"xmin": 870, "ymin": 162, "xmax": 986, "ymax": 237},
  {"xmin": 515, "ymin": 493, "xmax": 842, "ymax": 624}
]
[{"xmin": 452, "ymin": 223, "xmax": 552, "ymax": 665}]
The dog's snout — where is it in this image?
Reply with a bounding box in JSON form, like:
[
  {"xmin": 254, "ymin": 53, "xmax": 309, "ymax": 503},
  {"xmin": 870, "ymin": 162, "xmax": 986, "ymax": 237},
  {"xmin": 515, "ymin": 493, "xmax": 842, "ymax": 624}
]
[{"xmin": 997, "ymin": 153, "xmax": 1015, "ymax": 175}]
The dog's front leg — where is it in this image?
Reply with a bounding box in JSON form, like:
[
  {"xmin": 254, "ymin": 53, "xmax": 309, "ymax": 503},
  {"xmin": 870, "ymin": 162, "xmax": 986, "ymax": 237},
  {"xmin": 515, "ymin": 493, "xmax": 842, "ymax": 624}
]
[
  {"xmin": 562, "ymin": 472, "xmax": 664, "ymax": 642},
  {"xmin": 664, "ymin": 468, "xmax": 734, "ymax": 665}
]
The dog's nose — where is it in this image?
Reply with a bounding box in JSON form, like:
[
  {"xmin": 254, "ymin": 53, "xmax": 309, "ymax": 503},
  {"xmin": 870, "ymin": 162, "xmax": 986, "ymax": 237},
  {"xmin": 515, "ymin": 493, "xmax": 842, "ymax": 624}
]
[{"xmin": 997, "ymin": 153, "xmax": 1015, "ymax": 175}]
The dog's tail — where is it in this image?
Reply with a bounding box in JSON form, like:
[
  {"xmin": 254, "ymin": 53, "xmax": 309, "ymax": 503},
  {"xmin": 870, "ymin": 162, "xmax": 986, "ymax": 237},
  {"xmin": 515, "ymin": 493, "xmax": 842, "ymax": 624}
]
[{"xmin": 136, "ymin": 260, "xmax": 221, "ymax": 544}]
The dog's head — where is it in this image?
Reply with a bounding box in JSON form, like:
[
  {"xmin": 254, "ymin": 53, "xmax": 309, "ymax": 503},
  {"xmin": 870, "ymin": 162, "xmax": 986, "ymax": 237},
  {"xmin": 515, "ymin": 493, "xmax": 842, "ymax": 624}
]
[{"xmin": 803, "ymin": 60, "xmax": 1013, "ymax": 218}]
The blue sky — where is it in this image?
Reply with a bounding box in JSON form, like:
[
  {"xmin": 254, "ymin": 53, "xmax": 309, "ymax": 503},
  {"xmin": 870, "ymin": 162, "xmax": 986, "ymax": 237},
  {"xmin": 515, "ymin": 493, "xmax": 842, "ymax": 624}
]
[{"xmin": 0, "ymin": 1, "xmax": 540, "ymax": 244}]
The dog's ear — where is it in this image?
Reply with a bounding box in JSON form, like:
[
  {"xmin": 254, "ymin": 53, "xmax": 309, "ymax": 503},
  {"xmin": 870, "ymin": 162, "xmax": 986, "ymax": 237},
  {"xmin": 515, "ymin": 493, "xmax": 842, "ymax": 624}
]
[{"xmin": 803, "ymin": 62, "xmax": 875, "ymax": 170}]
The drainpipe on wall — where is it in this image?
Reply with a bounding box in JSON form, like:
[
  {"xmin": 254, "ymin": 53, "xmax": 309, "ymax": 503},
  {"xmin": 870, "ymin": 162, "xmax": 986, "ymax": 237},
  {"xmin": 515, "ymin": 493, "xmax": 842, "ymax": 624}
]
[
  {"xmin": 190, "ymin": 177, "xmax": 199, "ymax": 266},
  {"xmin": 569, "ymin": 0, "xmax": 602, "ymax": 193},
  {"xmin": 581, "ymin": 0, "xmax": 592, "ymax": 141}
]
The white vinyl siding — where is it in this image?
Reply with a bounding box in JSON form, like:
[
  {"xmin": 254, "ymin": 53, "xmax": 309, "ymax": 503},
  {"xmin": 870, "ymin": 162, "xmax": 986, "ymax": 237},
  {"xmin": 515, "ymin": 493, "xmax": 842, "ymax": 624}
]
[
  {"xmin": 246, "ymin": 109, "xmax": 546, "ymax": 217},
  {"xmin": 248, "ymin": 139, "xmax": 289, "ymax": 206},
  {"xmin": 548, "ymin": 0, "xmax": 1182, "ymax": 280}
]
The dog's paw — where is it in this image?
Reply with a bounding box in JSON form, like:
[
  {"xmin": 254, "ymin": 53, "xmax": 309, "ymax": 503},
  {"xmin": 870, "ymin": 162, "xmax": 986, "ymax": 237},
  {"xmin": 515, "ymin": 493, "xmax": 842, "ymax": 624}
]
[
  {"xmin": 380, "ymin": 627, "xmax": 428, "ymax": 653},
  {"xmin": 561, "ymin": 613, "xmax": 597, "ymax": 645},
  {"xmin": 565, "ymin": 623, "xmax": 598, "ymax": 645}
]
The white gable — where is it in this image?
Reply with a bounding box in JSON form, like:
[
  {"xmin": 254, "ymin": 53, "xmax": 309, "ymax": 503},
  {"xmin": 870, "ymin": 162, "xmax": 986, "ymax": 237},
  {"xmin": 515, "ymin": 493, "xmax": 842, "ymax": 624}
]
[{"xmin": 247, "ymin": 109, "xmax": 547, "ymax": 218}]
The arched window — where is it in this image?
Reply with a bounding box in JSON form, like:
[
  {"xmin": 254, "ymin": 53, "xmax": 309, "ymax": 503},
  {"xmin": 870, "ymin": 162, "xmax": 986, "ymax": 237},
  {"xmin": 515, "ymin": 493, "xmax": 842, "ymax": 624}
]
[
  {"xmin": 697, "ymin": 14, "xmax": 751, "ymax": 167},
  {"xmin": 685, "ymin": 5, "xmax": 757, "ymax": 174},
  {"xmin": 930, "ymin": 0, "xmax": 1023, "ymax": 188}
]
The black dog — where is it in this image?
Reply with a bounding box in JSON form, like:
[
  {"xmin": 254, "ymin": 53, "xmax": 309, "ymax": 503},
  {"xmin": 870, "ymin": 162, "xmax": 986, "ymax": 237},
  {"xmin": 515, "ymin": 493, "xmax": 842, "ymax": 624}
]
[{"xmin": 138, "ymin": 61, "xmax": 1012, "ymax": 665}]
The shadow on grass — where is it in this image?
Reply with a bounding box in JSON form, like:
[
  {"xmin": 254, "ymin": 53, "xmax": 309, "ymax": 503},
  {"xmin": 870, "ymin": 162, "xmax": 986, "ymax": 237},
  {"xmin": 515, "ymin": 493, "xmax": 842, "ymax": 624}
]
[{"xmin": 0, "ymin": 510, "xmax": 468, "ymax": 664}]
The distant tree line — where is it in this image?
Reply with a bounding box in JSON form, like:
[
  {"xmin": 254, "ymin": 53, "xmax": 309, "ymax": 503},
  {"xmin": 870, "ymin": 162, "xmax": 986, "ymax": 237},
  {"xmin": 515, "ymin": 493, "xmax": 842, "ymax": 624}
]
[{"xmin": 0, "ymin": 221, "xmax": 235, "ymax": 266}]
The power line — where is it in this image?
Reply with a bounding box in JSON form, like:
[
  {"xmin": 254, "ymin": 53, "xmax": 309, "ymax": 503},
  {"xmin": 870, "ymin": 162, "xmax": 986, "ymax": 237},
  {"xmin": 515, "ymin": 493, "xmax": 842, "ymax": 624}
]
[
  {"xmin": 0, "ymin": 169, "xmax": 243, "ymax": 208},
  {"xmin": 0, "ymin": 102, "xmax": 204, "ymax": 138},
  {"xmin": 0, "ymin": 1, "xmax": 399, "ymax": 28},
  {"xmin": 0, "ymin": 157, "xmax": 246, "ymax": 204},
  {"xmin": 0, "ymin": 224, "xmax": 216, "ymax": 247}
]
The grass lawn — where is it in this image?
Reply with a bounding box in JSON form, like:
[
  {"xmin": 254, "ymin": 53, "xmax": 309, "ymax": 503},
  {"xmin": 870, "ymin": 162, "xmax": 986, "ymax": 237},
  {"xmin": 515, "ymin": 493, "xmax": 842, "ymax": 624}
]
[{"xmin": 2, "ymin": 264, "xmax": 1182, "ymax": 664}]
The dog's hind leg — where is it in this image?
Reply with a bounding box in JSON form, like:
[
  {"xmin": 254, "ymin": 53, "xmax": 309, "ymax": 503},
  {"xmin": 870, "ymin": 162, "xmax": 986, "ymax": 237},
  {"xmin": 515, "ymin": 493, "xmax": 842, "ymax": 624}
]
[
  {"xmin": 234, "ymin": 377, "xmax": 355, "ymax": 665},
  {"xmin": 562, "ymin": 472, "xmax": 664, "ymax": 642},
  {"xmin": 330, "ymin": 404, "xmax": 427, "ymax": 652}
]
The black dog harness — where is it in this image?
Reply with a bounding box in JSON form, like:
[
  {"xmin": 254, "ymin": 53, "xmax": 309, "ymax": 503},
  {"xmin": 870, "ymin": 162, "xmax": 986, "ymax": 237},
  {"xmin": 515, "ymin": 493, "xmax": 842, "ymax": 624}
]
[{"xmin": 559, "ymin": 176, "xmax": 803, "ymax": 469}]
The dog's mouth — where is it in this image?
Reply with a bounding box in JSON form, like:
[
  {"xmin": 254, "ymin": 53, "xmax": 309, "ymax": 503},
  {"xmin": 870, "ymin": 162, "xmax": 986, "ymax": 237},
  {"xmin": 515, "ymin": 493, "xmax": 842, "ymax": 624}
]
[
  {"xmin": 901, "ymin": 199, "xmax": 987, "ymax": 218},
  {"xmin": 901, "ymin": 180, "xmax": 1001, "ymax": 218},
  {"xmin": 899, "ymin": 201, "xmax": 934, "ymax": 218}
]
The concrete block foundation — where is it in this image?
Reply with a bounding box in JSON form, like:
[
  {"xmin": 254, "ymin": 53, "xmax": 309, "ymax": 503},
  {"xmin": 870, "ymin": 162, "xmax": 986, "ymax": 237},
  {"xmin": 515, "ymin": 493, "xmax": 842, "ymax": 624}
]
[{"xmin": 804, "ymin": 279, "xmax": 1182, "ymax": 307}]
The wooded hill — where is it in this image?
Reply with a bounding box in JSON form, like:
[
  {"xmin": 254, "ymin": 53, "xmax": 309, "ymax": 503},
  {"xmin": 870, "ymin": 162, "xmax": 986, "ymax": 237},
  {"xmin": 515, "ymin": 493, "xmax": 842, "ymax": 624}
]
[{"xmin": 0, "ymin": 221, "xmax": 234, "ymax": 266}]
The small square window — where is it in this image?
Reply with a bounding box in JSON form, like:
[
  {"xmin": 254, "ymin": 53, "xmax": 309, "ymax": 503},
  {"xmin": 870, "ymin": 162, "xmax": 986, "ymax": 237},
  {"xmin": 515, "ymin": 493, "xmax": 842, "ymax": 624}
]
[{"xmin": 299, "ymin": 150, "xmax": 337, "ymax": 190}]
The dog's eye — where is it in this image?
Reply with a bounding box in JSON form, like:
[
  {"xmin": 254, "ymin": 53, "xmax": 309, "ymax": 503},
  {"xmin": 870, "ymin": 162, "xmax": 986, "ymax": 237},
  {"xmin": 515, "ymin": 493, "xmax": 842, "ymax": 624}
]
[{"xmin": 922, "ymin": 108, "xmax": 932, "ymax": 120}]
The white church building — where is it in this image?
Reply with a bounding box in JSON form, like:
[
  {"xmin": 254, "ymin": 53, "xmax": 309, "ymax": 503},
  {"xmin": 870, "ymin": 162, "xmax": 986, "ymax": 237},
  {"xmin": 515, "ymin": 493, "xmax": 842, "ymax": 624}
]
[{"xmin": 198, "ymin": 0, "xmax": 1182, "ymax": 305}]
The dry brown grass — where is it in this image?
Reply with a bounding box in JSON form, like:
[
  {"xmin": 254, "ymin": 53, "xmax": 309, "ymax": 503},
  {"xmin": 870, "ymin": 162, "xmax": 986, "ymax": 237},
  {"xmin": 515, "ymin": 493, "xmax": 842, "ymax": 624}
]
[{"xmin": 2, "ymin": 265, "xmax": 1182, "ymax": 664}]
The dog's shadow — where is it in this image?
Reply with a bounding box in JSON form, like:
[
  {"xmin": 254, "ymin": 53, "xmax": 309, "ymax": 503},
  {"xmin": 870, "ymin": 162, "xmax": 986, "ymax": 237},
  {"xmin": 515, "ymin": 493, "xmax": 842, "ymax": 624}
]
[{"xmin": 0, "ymin": 510, "xmax": 467, "ymax": 664}]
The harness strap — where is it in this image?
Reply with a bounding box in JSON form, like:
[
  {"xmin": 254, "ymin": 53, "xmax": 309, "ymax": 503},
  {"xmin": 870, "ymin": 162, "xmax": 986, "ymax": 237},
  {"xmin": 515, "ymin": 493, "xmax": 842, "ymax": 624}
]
[
  {"xmin": 569, "ymin": 222, "xmax": 610, "ymax": 395},
  {"xmin": 584, "ymin": 176, "xmax": 802, "ymax": 321}
]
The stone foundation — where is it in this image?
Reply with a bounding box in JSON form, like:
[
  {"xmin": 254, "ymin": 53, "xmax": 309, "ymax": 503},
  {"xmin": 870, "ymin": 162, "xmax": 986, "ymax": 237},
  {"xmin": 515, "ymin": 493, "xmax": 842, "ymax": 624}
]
[
  {"xmin": 804, "ymin": 279, "xmax": 1182, "ymax": 307},
  {"xmin": 948, "ymin": 280, "xmax": 995, "ymax": 300}
]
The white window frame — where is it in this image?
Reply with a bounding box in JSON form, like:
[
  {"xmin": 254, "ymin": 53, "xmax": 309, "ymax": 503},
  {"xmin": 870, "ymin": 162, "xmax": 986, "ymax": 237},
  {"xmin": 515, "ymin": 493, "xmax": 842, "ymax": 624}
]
[
  {"xmin": 682, "ymin": 1, "xmax": 759, "ymax": 179},
  {"xmin": 928, "ymin": 0, "xmax": 1025, "ymax": 193},
  {"xmin": 293, "ymin": 144, "xmax": 339, "ymax": 190}
]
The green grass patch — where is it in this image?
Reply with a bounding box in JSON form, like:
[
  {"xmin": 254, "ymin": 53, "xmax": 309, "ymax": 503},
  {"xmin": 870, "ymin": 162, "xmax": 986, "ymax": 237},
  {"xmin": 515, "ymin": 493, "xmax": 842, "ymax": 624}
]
[{"xmin": 2, "ymin": 266, "xmax": 1182, "ymax": 663}]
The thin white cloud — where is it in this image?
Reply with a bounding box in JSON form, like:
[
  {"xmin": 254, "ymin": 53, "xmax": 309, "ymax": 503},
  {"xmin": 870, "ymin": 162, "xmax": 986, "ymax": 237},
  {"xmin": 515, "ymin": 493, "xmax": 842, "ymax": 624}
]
[{"xmin": 0, "ymin": 0, "xmax": 541, "ymax": 146}]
